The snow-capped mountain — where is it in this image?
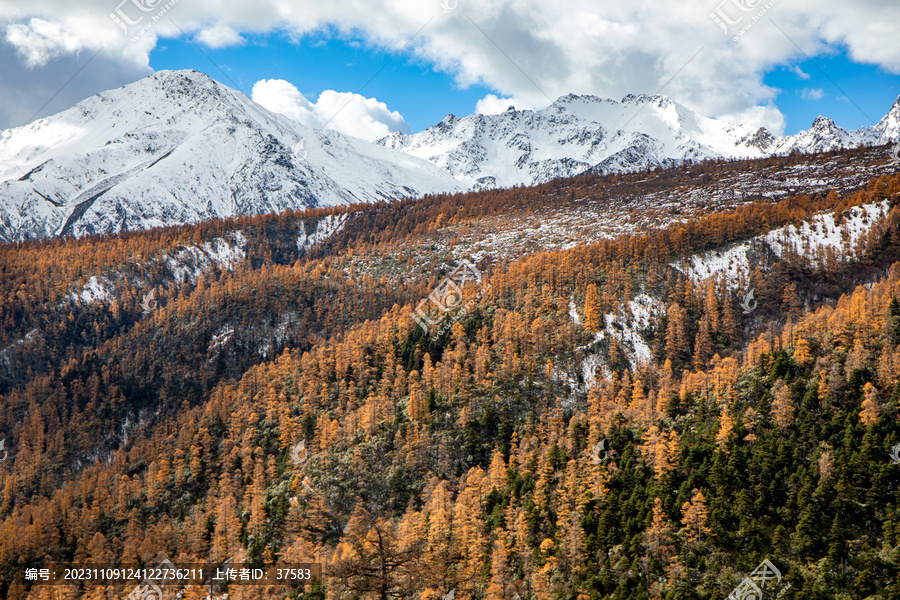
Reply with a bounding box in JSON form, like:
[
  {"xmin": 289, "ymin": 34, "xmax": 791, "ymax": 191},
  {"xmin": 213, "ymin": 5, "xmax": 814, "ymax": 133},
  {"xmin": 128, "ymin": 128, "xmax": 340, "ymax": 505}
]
[
  {"xmin": 1, "ymin": 69, "xmax": 898, "ymax": 242},
  {"xmin": 377, "ymin": 93, "xmax": 900, "ymax": 189},
  {"xmin": 377, "ymin": 94, "xmax": 762, "ymax": 189},
  {"xmin": 0, "ymin": 70, "xmax": 463, "ymax": 242}
]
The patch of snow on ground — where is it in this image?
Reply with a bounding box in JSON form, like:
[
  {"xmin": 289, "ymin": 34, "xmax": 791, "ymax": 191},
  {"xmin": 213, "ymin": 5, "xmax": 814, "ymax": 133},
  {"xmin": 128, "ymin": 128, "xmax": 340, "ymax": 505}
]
[
  {"xmin": 208, "ymin": 325, "xmax": 234, "ymax": 359},
  {"xmin": 673, "ymin": 201, "xmax": 891, "ymax": 288},
  {"xmin": 569, "ymin": 298, "xmax": 582, "ymax": 325},
  {"xmin": 72, "ymin": 275, "xmax": 112, "ymax": 303},
  {"xmin": 629, "ymin": 293, "xmax": 662, "ymax": 328},
  {"xmin": 569, "ymin": 291, "xmax": 665, "ymax": 382},
  {"xmin": 257, "ymin": 312, "xmax": 298, "ymax": 358},
  {"xmin": 0, "ymin": 328, "xmax": 38, "ymax": 374},
  {"xmin": 68, "ymin": 231, "xmax": 247, "ymax": 305},
  {"xmin": 604, "ymin": 293, "xmax": 665, "ymax": 368},
  {"xmin": 298, "ymin": 213, "xmax": 348, "ymax": 250},
  {"xmin": 676, "ymin": 244, "xmax": 753, "ymax": 289},
  {"xmin": 568, "ymin": 297, "xmax": 608, "ymax": 387},
  {"xmin": 581, "ymin": 351, "xmax": 608, "ymax": 388},
  {"xmin": 166, "ymin": 234, "xmax": 247, "ymax": 284},
  {"xmin": 763, "ymin": 201, "xmax": 889, "ymax": 266}
]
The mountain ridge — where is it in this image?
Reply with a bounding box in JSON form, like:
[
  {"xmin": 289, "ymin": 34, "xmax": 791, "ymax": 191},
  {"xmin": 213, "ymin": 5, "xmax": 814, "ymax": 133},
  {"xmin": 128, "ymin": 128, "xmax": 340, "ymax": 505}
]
[
  {"xmin": 0, "ymin": 70, "xmax": 463, "ymax": 242},
  {"xmin": 1, "ymin": 69, "xmax": 898, "ymax": 241},
  {"xmin": 378, "ymin": 91, "xmax": 900, "ymax": 189}
]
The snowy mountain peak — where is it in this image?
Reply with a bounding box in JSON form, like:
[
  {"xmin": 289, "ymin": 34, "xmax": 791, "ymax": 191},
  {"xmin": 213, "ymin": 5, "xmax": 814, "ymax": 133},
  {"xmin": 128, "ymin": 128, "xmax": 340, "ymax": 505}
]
[
  {"xmin": 889, "ymin": 94, "xmax": 900, "ymax": 111},
  {"xmin": 1, "ymin": 70, "xmax": 898, "ymax": 242},
  {"xmin": 379, "ymin": 91, "xmax": 900, "ymax": 190},
  {"xmin": 740, "ymin": 127, "xmax": 777, "ymax": 152},
  {"xmin": 552, "ymin": 92, "xmax": 604, "ymax": 106},
  {"xmin": 872, "ymin": 94, "xmax": 900, "ymax": 143},
  {"xmin": 0, "ymin": 69, "xmax": 462, "ymax": 241},
  {"xmin": 44, "ymin": 69, "xmax": 232, "ymax": 132},
  {"xmin": 133, "ymin": 68, "xmax": 217, "ymax": 95},
  {"xmin": 376, "ymin": 92, "xmax": 769, "ymax": 189},
  {"xmin": 621, "ymin": 93, "xmax": 666, "ymax": 105}
]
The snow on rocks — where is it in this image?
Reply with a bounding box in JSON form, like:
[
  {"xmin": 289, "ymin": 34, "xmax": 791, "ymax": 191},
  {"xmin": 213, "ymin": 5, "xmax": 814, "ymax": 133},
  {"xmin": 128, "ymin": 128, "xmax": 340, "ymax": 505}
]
[
  {"xmin": 297, "ymin": 213, "xmax": 348, "ymax": 250},
  {"xmin": 165, "ymin": 233, "xmax": 247, "ymax": 284},
  {"xmin": 69, "ymin": 231, "xmax": 247, "ymax": 305},
  {"xmin": 572, "ymin": 292, "xmax": 666, "ymax": 386},
  {"xmin": 673, "ymin": 201, "xmax": 891, "ymax": 288}
]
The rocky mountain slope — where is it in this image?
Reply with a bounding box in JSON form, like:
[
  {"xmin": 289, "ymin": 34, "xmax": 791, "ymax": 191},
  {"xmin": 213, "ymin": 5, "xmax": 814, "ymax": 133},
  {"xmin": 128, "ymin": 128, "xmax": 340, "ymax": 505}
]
[{"xmin": 378, "ymin": 93, "xmax": 900, "ymax": 189}]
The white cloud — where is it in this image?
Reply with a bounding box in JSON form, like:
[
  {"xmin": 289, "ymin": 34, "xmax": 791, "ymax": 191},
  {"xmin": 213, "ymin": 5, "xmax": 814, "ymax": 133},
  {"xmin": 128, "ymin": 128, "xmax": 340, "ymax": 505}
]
[
  {"xmin": 251, "ymin": 79, "xmax": 410, "ymax": 141},
  {"xmin": 801, "ymin": 88, "xmax": 824, "ymax": 100},
  {"xmin": 790, "ymin": 65, "xmax": 811, "ymax": 80},
  {"xmin": 6, "ymin": 18, "xmax": 84, "ymax": 67},
  {"xmin": 251, "ymin": 79, "xmax": 318, "ymax": 123},
  {"xmin": 475, "ymin": 94, "xmax": 534, "ymax": 115},
  {"xmin": 196, "ymin": 23, "xmax": 243, "ymax": 48},
  {"xmin": 0, "ymin": 33, "xmax": 150, "ymax": 129},
  {"xmin": 1, "ymin": 0, "xmax": 899, "ymax": 131},
  {"xmin": 718, "ymin": 104, "xmax": 787, "ymax": 136}
]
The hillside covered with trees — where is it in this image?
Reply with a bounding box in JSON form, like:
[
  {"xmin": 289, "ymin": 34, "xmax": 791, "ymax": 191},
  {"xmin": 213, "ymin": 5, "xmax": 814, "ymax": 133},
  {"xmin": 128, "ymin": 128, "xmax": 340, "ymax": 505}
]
[{"xmin": 0, "ymin": 148, "xmax": 899, "ymax": 600}]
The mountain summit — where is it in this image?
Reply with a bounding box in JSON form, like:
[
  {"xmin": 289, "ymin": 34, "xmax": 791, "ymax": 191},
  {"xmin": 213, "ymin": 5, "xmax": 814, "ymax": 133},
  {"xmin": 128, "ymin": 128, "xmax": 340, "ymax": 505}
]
[
  {"xmin": 377, "ymin": 93, "xmax": 764, "ymax": 189},
  {"xmin": 0, "ymin": 70, "xmax": 897, "ymax": 241},
  {"xmin": 377, "ymin": 92, "xmax": 900, "ymax": 189},
  {"xmin": 0, "ymin": 70, "xmax": 461, "ymax": 241}
]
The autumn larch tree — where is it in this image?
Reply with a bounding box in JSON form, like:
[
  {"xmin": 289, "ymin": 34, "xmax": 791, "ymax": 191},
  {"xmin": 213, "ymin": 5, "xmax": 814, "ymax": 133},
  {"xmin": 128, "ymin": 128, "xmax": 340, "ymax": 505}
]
[
  {"xmin": 680, "ymin": 488, "xmax": 713, "ymax": 544},
  {"xmin": 331, "ymin": 505, "xmax": 425, "ymax": 600}
]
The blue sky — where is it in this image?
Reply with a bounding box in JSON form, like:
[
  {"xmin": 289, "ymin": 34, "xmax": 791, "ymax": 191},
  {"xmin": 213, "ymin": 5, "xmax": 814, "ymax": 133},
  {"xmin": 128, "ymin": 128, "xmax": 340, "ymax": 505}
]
[
  {"xmin": 150, "ymin": 31, "xmax": 900, "ymax": 136},
  {"xmin": 150, "ymin": 32, "xmax": 497, "ymax": 133},
  {"xmin": 765, "ymin": 53, "xmax": 900, "ymax": 134}
]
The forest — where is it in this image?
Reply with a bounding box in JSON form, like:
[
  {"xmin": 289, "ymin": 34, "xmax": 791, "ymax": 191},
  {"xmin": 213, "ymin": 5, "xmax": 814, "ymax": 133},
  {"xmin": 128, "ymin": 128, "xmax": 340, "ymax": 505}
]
[{"xmin": 0, "ymin": 148, "xmax": 898, "ymax": 600}]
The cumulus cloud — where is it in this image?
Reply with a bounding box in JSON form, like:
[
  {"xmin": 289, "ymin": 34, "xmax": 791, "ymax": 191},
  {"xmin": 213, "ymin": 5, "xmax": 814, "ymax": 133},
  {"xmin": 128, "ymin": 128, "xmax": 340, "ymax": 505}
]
[
  {"xmin": 251, "ymin": 79, "xmax": 410, "ymax": 141},
  {"xmin": 790, "ymin": 65, "xmax": 811, "ymax": 80},
  {"xmin": 1, "ymin": 0, "xmax": 899, "ymax": 131},
  {"xmin": 0, "ymin": 35, "xmax": 150, "ymax": 129},
  {"xmin": 801, "ymin": 88, "xmax": 824, "ymax": 101},
  {"xmin": 6, "ymin": 18, "xmax": 83, "ymax": 67},
  {"xmin": 718, "ymin": 104, "xmax": 787, "ymax": 136},
  {"xmin": 196, "ymin": 23, "xmax": 243, "ymax": 48},
  {"xmin": 475, "ymin": 94, "xmax": 534, "ymax": 115}
]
